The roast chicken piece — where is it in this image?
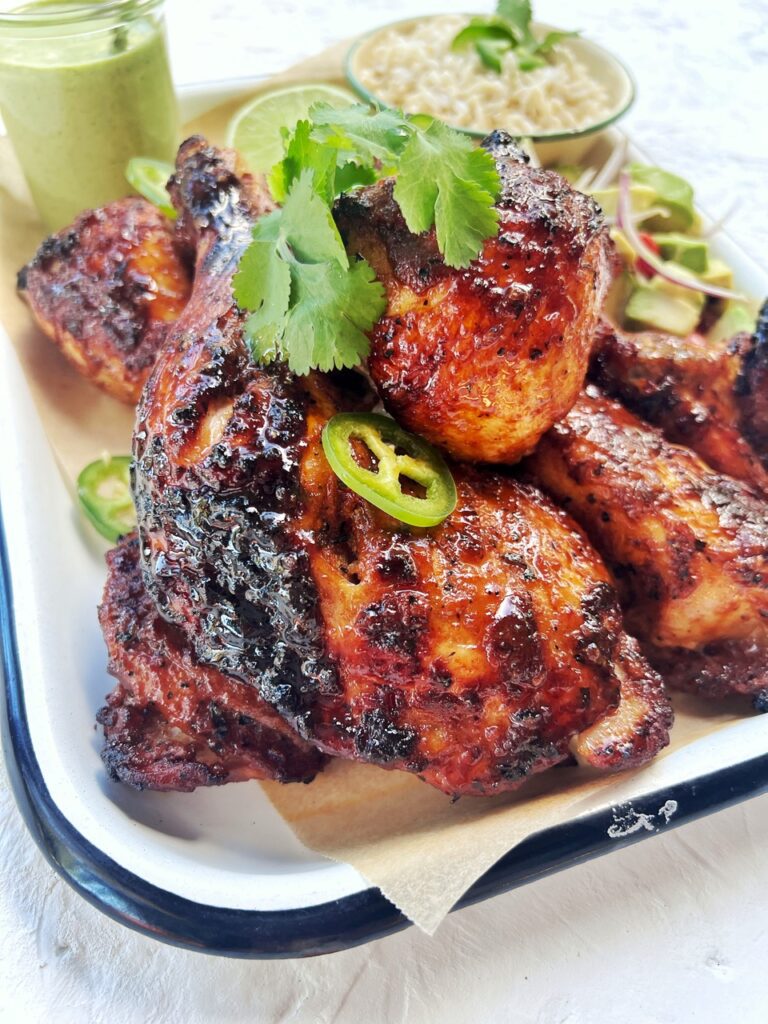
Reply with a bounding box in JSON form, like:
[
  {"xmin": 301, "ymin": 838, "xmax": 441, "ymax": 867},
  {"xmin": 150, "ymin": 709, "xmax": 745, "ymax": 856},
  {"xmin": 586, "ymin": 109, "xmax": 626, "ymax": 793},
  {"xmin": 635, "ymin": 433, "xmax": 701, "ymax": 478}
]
[
  {"xmin": 591, "ymin": 307, "xmax": 768, "ymax": 494},
  {"xmin": 131, "ymin": 136, "xmax": 671, "ymax": 798},
  {"xmin": 335, "ymin": 130, "xmax": 611, "ymax": 464},
  {"xmin": 528, "ymin": 387, "xmax": 768, "ymax": 703},
  {"xmin": 18, "ymin": 197, "xmax": 191, "ymax": 404},
  {"xmin": 97, "ymin": 535, "xmax": 327, "ymax": 791}
]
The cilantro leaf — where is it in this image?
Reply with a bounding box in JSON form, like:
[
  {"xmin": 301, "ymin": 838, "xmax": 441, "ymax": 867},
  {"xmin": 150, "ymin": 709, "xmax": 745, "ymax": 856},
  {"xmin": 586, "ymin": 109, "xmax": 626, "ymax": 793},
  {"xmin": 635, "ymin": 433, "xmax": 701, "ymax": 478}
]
[
  {"xmin": 308, "ymin": 103, "xmax": 409, "ymax": 166},
  {"xmin": 515, "ymin": 48, "xmax": 547, "ymax": 71},
  {"xmin": 476, "ymin": 36, "xmax": 512, "ymax": 72},
  {"xmin": 239, "ymin": 240, "xmax": 292, "ymax": 365},
  {"xmin": 451, "ymin": 17, "xmax": 515, "ymax": 51},
  {"xmin": 452, "ymin": 1, "xmax": 579, "ymax": 75},
  {"xmin": 334, "ymin": 160, "xmax": 377, "ymax": 194},
  {"xmin": 274, "ymin": 168, "xmax": 347, "ymax": 267},
  {"xmin": 281, "ymin": 257, "xmax": 385, "ymax": 375},
  {"xmin": 268, "ymin": 120, "xmax": 337, "ymax": 205},
  {"xmin": 537, "ymin": 29, "xmax": 580, "ymax": 54},
  {"xmin": 496, "ymin": 0, "xmax": 534, "ymax": 42},
  {"xmin": 234, "ymin": 170, "xmax": 385, "ymax": 375},
  {"xmin": 393, "ymin": 120, "xmax": 500, "ymax": 268}
]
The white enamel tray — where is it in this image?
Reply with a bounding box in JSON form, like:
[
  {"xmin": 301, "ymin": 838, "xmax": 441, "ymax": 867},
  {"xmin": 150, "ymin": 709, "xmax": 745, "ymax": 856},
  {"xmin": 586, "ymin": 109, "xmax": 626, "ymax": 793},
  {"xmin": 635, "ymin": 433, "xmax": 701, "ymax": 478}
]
[{"xmin": 1, "ymin": 80, "xmax": 767, "ymax": 958}]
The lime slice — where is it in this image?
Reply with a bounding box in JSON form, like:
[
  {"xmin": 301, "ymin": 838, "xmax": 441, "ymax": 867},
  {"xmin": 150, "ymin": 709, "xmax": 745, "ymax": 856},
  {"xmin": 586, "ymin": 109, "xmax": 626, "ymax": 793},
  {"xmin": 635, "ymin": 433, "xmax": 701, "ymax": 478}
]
[
  {"xmin": 226, "ymin": 83, "xmax": 358, "ymax": 175},
  {"xmin": 125, "ymin": 157, "xmax": 177, "ymax": 219}
]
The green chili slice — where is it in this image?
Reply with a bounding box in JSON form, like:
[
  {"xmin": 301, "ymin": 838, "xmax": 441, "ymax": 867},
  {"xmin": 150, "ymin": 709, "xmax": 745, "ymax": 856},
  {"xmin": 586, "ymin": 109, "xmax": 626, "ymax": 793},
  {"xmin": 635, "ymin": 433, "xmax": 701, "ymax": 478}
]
[
  {"xmin": 77, "ymin": 455, "xmax": 135, "ymax": 542},
  {"xmin": 125, "ymin": 157, "xmax": 177, "ymax": 219},
  {"xmin": 321, "ymin": 413, "xmax": 457, "ymax": 527}
]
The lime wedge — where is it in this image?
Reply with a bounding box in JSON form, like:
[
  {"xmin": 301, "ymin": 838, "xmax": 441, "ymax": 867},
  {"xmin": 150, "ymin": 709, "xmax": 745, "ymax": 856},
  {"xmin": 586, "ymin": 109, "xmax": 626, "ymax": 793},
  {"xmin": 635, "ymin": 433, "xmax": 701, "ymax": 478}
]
[{"xmin": 226, "ymin": 83, "xmax": 358, "ymax": 175}]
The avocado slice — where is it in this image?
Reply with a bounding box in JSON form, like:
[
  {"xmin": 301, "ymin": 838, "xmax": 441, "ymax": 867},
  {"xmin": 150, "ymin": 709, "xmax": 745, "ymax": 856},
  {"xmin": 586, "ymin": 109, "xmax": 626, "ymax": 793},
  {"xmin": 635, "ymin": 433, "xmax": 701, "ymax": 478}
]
[
  {"xmin": 625, "ymin": 272, "xmax": 705, "ymax": 336},
  {"xmin": 651, "ymin": 232, "xmax": 709, "ymax": 273},
  {"xmin": 700, "ymin": 258, "xmax": 734, "ymax": 290},
  {"xmin": 589, "ymin": 183, "xmax": 657, "ymax": 219},
  {"xmin": 707, "ymin": 303, "xmax": 756, "ymax": 344},
  {"xmin": 609, "ymin": 227, "xmax": 637, "ymax": 266},
  {"xmin": 628, "ymin": 164, "xmax": 695, "ymax": 232}
]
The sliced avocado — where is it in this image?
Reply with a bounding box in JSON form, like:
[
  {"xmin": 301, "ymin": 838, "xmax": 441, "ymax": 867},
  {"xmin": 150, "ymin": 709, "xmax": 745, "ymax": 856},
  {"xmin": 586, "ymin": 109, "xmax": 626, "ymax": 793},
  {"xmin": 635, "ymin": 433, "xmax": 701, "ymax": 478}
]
[
  {"xmin": 609, "ymin": 227, "xmax": 637, "ymax": 266},
  {"xmin": 706, "ymin": 302, "xmax": 756, "ymax": 344},
  {"xmin": 625, "ymin": 273, "xmax": 705, "ymax": 336},
  {"xmin": 628, "ymin": 164, "xmax": 695, "ymax": 232},
  {"xmin": 651, "ymin": 232, "xmax": 709, "ymax": 273},
  {"xmin": 700, "ymin": 258, "xmax": 734, "ymax": 290},
  {"xmin": 649, "ymin": 265, "xmax": 709, "ymax": 306},
  {"xmin": 589, "ymin": 183, "xmax": 657, "ymax": 218}
]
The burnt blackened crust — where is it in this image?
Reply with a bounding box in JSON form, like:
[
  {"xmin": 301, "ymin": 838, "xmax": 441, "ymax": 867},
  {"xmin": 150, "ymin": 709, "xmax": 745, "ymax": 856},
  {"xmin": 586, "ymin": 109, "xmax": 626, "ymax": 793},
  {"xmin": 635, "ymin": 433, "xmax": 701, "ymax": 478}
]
[
  {"xmin": 18, "ymin": 228, "xmax": 79, "ymax": 289},
  {"xmin": 97, "ymin": 535, "xmax": 327, "ymax": 791},
  {"xmin": 134, "ymin": 359, "xmax": 338, "ymax": 729},
  {"xmin": 133, "ymin": 138, "xmax": 339, "ymax": 748},
  {"xmin": 481, "ymin": 129, "xmax": 530, "ymax": 167},
  {"xmin": 169, "ymin": 134, "xmax": 273, "ymax": 270}
]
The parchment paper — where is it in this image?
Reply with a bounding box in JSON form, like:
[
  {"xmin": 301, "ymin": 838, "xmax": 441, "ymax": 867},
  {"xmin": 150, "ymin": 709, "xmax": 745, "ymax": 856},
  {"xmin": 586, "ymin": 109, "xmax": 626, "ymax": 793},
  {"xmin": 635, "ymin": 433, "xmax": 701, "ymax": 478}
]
[{"xmin": 0, "ymin": 42, "xmax": 757, "ymax": 935}]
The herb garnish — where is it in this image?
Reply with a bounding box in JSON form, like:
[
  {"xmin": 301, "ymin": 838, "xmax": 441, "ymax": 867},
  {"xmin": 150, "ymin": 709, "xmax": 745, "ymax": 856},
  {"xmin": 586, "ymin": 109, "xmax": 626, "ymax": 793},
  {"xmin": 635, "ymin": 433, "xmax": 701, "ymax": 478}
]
[
  {"xmin": 233, "ymin": 104, "xmax": 501, "ymax": 375},
  {"xmin": 452, "ymin": 0, "xmax": 579, "ymax": 73}
]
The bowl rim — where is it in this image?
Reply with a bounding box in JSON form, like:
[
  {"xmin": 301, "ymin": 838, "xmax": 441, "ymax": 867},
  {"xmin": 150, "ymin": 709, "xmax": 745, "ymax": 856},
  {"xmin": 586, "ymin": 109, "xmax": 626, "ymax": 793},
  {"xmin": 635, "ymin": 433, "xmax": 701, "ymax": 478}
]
[{"xmin": 344, "ymin": 14, "xmax": 636, "ymax": 143}]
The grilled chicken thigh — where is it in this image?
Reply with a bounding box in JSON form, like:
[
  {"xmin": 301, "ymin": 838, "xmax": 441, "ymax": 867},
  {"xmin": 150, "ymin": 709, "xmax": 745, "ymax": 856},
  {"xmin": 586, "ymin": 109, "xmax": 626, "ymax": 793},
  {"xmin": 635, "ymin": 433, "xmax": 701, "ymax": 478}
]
[
  {"xmin": 528, "ymin": 387, "xmax": 768, "ymax": 702},
  {"xmin": 591, "ymin": 308, "xmax": 768, "ymax": 494},
  {"xmin": 98, "ymin": 536, "xmax": 327, "ymax": 790},
  {"xmin": 131, "ymin": 136, "xmax": 671, "ymax": 797},
  {"xmin": 336, "ymin": 131, "xmax": 611, "ymax": 464},
  {"xmin": 18, "ymin": 197, "xmax": 191, "ymax": 403}
]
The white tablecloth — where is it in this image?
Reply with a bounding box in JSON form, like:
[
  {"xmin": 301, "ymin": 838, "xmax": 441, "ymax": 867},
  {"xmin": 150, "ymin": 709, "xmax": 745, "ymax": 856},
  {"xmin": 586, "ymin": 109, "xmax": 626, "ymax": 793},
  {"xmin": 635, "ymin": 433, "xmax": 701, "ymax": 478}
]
[{"xmin": 1, "ymin": 1, "xmax": 767, "ymax": 1021}]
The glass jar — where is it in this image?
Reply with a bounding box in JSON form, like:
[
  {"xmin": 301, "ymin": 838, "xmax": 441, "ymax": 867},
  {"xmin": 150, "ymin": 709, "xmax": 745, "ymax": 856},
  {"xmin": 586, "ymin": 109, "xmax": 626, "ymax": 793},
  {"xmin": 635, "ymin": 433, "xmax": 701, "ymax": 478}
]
[{"xmin": 0, "ymin": 1, "xmax": 178, "ymax": 230}]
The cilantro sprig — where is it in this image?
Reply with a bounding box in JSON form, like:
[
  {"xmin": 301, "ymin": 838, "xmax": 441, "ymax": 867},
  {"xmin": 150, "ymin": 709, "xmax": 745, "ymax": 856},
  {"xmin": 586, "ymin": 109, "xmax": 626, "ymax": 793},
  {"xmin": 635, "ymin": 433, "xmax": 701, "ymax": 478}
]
[
  {"xmin": 234, "ymin": 103, "xmax": 501, "ymax": 375},
  {"xmin": 452, "ymin": 0, "xmax": 579, "ymax": 73},
  {"xmin": 234, "ymin": 170, "xmax": 386, "ymax": 375}
]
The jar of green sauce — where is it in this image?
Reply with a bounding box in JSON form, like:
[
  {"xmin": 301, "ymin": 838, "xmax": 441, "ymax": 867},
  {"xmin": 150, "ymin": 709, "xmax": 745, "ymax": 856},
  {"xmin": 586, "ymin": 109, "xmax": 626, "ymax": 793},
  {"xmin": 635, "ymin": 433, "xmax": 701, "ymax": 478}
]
[{"xmin": 0, "ymin": 0, "xmax": 178, "ymax": 230}]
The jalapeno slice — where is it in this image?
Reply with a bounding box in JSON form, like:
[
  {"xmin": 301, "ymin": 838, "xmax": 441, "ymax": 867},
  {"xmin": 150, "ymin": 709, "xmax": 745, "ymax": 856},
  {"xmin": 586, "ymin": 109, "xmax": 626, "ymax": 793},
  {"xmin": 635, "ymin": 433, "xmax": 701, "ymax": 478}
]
[
  {"xmin": 321, "ymin": 413, "xmax": 457, "ymax": 527},
  {"xmin": 125, "ymin": 157, "xmax": 177, "ymax": 219},
  {"xmin": 77, "ymin": 455, "xmax": 135, "ymax": 542}
]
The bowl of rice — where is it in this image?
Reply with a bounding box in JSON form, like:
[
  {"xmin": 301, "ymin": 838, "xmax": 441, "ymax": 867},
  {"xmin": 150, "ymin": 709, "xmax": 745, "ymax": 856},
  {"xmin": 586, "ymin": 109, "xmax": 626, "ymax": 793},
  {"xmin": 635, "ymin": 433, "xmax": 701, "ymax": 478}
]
[{"xmin": 346, "ymin": 14, "xmax": 635, "ymax": 165}]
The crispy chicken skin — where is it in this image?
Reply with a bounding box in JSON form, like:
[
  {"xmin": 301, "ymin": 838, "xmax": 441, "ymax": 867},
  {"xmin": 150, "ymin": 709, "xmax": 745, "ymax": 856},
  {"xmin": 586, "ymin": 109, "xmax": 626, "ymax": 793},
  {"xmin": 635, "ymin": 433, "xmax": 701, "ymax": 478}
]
[
  {"xmin": 17, "ymin": 198, "xmax": 191, "ymax": 404},
  {"xmin": 97, "ymin": 535, "xmax": 327, "ymax": 791},
  {"xmin": 335, "ymin": 130, "xmax": 611, "ymax": 464},
  {"xmin": 131, "ymin": 136, "xmax": 671, "ymax": 797},
  {"xmin": 591, "ymin": 309, "xmax": 768, "ymax": 494},
  {"xmin": 528, "ymin": 387, "xmax": 768, "ymax": 702}
]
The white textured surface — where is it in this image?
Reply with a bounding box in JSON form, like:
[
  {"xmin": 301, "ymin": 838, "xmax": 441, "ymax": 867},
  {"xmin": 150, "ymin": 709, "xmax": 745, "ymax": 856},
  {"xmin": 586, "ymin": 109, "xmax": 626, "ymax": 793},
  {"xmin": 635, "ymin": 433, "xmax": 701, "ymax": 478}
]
[{"xmin": 1, "ymin": 1, "xmax": 768, "ymax": 1021}]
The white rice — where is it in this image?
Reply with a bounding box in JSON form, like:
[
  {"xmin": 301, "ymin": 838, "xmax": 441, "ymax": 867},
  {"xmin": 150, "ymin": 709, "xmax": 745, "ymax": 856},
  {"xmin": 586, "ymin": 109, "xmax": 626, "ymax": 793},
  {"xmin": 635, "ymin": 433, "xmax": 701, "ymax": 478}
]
[{"xmin": 356, "ymin": 15, "xmax": 612, "ymax": 136}]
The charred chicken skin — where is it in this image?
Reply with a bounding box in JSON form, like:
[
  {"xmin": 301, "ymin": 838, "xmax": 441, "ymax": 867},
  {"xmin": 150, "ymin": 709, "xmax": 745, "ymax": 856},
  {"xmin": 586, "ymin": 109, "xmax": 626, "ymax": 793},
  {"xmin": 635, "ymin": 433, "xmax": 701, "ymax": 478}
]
[
  {"xmin": 336, "ymin": 131, "xmax": 611, "ymax": 464},
  {"xmin": 98, "ymin": 535, "xmax": 326, "ymax": 791},
  {"xmin": 528, "ymin": 387, "xmax": 768, "ymax": 703},
  {"xmin": 18, "ymin": 197, "xmax": 191, "ymax": 404},
  {"xmin": 591, "ymin": 307, "xmax": 768, "ymax": 494},
  {"xmin": 131, "ymin": 136, "xmax": 671, "ymax": 797}
]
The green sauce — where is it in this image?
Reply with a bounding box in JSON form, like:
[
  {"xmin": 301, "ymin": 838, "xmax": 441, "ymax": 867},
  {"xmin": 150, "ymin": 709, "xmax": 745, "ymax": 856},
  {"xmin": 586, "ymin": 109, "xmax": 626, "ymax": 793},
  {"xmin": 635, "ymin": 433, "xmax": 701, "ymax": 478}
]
[{"xmin": 0, "ymin": 2, "xmax": 178, "ymax": 229}]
